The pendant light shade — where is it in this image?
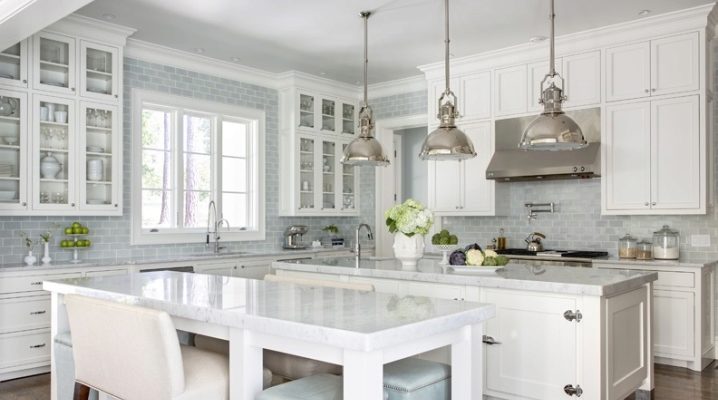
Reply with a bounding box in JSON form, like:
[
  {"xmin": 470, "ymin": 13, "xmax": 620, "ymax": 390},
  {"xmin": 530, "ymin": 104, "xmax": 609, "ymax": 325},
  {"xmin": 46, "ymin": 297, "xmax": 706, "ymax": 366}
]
[
  {"xmin": 342, "ymin": 11, "xmax": 389, "ymax": 166},
  {"xmin": 519, "ymin": 0, "xmax": 587, "ymax": 151},
  {"xmin": 419, "ymin": 0, "xmax": 476, "ymax": 161}
]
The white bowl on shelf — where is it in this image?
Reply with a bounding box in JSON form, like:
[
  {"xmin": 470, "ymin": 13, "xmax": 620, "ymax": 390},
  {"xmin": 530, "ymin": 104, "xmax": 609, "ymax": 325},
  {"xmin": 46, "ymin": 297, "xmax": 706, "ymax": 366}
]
[
  {"xmin": 0, "ymin": 191, "xmax": 17, "ymax": 200},
  {"xmin": 3, "ymin": 137, "xmax": 18, "ymax": 145},
  {"xmin": 86, "ymin": 145, "xmax": 104, "ymax": 153}
]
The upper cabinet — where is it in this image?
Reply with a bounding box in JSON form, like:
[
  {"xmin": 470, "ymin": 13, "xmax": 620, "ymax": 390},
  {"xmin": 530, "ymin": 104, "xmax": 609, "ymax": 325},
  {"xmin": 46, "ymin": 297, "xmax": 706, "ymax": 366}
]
[
  {"xmin": 33, "ymin": 32, "xmax": 76, "ymax": 95},
  {"xmin": 296, "ymin": 91, "xmax": 356, "ymax": 137},
  {"xmin": 606, "ymin": 33, "xmax": 699, "ymax": 102},
  {"xmin": 494, "ymin": 65, "xmax": 527, "ymax": 117},
  {"xmin": 428, "ymin": 73, "xmax": 491, "ymax": 122},
  {"xmin": 0, "ymin": 41, "xmax": 28, "ymax": 88},
  {"xmin": 561, "ymin": 51, "xmax": 601, "ymax": 108},
  {"xmin": 528, "ymin": 59, "xmax": 562, "ymax": 112},
  {"xmin": 80, "ymin": 40, "xmax": 120, "ymax": 101}
]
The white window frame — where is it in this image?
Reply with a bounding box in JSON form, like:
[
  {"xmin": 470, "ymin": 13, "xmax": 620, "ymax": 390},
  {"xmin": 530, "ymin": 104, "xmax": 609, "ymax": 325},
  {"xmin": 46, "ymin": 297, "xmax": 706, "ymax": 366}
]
[{"xmin": 131, "ymin": 89, "xmax": 265, "ymax": 245}]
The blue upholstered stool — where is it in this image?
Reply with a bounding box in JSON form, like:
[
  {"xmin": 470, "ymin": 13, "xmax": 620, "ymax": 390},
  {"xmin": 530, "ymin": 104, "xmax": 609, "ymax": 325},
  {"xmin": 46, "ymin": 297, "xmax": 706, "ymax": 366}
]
[{"xmin": 257, "ymin": 358, "xmax": 450, "ymax": 400}]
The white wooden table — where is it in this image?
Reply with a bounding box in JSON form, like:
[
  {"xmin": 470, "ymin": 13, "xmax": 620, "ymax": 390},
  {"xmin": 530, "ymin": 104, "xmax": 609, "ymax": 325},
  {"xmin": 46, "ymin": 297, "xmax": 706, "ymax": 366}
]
[{"xmin": 45, "ymin": 271, "xmax": 495, "ymax": 400}]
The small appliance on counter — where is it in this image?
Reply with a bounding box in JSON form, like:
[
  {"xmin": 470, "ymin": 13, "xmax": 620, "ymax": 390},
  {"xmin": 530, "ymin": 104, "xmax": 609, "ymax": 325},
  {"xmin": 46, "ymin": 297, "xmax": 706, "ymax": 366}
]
[
  {"xmin": 283, "ymin": 225, "xmax": 309, "ymax": 249},
  {"xmin": 652, "ymin": 225, "xmax": 680, "ymax": 260}
]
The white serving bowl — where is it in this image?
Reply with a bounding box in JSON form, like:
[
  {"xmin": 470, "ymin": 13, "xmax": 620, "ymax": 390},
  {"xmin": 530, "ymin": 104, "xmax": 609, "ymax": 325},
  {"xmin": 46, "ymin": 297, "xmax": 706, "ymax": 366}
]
[
  {"xmin": 0, "ymin": 191, "xmax": 17, "ymax": 200},
  {"xmin": 3, "ymin": 137, "xmax": 18, "ymax": 145}
]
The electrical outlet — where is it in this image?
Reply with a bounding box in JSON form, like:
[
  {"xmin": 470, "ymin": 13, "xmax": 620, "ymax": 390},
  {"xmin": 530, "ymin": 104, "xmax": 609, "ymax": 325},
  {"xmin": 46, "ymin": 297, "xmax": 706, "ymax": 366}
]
[{"xmin": 690, "ymin": 234, "xmax": 711, "ymax": 247}]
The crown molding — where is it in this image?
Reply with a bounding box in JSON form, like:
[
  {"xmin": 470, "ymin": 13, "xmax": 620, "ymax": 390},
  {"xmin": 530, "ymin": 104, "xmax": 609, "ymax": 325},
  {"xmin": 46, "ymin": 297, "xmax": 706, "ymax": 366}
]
[
  {"xmin": 276, "ymin": 70, "xmax": 360, "ymax": 99},
  {"xmin": 47, "ymin": 14, "xmax": 136, "ymax": 46},
  {"xmin": 419, "ymin": 3, "xmax": 717, "ymax": 78},
  {"xmin": 368, "ymin": 75, "xmax": 426, "ymax": 99}
]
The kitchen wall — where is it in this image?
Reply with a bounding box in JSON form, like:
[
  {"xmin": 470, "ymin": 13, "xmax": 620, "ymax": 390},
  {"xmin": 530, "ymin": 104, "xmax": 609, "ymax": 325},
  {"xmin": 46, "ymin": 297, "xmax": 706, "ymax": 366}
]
[{"xmin": 0, "ymin": 58, "xmax": 375, "ymax": 264}]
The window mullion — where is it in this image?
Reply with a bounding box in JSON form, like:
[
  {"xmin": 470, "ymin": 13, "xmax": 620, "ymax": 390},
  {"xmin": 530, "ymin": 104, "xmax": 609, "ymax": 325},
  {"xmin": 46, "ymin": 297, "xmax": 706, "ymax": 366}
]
[
  {"xmin": 215, "ymin": 116, "xmax": 222, "ymax": 219},
  {"xmin": 176, "ymin": 109, "xmax": 185, "ymax": 229}
]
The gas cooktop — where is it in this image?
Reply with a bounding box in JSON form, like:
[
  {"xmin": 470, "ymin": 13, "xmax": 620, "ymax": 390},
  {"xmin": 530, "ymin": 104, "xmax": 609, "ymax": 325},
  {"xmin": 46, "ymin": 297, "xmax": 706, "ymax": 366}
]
[{"xmin": 496, "ymin": 249, "xmax": 609, "ymax": 259}]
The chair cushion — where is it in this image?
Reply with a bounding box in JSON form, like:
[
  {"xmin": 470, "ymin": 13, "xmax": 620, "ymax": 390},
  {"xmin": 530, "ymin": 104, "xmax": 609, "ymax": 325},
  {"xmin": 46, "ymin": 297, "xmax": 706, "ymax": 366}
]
[
  {"xmin": 383, "ymin": 358, "xmax": 451, "ymax": 400},
  {"xmin": 256, "ymin": 373, "xmax": 342, "ymax": 400},
  {"xmin": 174, "ymin": 345, "xmax": 229, "ymax": 400}
]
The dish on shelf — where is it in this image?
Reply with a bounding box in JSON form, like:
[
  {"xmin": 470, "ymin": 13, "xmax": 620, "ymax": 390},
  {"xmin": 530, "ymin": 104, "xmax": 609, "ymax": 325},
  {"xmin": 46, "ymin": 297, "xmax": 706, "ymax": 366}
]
[
  {"xmin": 87, "ymin": 87, "xmax": 110, "ymax": 94},
  {"xmin": 2, "ymin": 137, "xmax": 18, "ymax": 145},
  {"xmin": 41, "ymin": 81, "xmax": 66, "ymax": 87},
  {"xmin": 0, "ymin": 73, "xmax": 16, "ymax": 80},
  {"xmin": 87, "ymin": 199, "xmax": 109, "ymax": 205},
  {"xmin": 0, "ymin": 190, "xmax": 17, "ymax": 200},
  {"xmin": 86, "ymin": 145, "xmax": 104, "ymax": 153}
]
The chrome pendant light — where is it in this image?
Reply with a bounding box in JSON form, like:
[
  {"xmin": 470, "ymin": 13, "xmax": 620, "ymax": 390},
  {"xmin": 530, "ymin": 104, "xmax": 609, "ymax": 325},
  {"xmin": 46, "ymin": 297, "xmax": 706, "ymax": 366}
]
[
  {"xmin": 341, "ymin": 11, "xmax": 389, "ymax": 166},
  {"xmin": 419, "ymin": 0, "xmax": 476, "ymax": 161},
  {"xmin": 518, "ymin": 0, "xmax": 587, "ymax": 151}
]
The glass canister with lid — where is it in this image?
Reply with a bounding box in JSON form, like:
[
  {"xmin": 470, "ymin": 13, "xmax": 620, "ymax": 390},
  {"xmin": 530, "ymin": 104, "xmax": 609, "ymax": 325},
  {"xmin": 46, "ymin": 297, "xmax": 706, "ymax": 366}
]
[
  {"xmin": 636, "ymin": 240, "xmax": 653, "ymax": 260},
  {"xmin": 618, "ymin": 233, "xmax": 638, "ymax": 259},
  {"xmin": 652, "ymin": 225, "xmax": 680, "ymax": 260}
]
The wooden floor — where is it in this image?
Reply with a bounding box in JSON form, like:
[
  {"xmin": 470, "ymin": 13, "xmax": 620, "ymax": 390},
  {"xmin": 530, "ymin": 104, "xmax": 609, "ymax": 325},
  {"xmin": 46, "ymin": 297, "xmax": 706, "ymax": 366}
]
[{"xmin": 0, "ymin": 363, "xmax": 716, "ymax": 400}]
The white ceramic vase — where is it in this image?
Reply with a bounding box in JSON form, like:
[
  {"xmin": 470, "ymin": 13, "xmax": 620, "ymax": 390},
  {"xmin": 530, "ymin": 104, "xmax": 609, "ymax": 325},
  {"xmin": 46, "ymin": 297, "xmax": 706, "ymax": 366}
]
[
  {"xmin": 42, "ymin": 242, "xmax": 52, "ymax": 265},
  {"xmin": 40, "ymin": 152, "xmax": 61, "ymax": 179},
  {"xmin": 24, "ymin": 251, "xmax": 36, "ymax": 266},
  {"xmin": 393, "ymin": 232, "xmax": 425, "ymax": 271}
]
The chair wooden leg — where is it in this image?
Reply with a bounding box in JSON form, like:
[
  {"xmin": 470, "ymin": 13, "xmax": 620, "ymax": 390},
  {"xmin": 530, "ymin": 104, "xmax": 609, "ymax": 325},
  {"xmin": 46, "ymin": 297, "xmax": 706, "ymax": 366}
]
[{"xmin": 73, "ymin": 382, "xmax": 91, "ymax": 400}]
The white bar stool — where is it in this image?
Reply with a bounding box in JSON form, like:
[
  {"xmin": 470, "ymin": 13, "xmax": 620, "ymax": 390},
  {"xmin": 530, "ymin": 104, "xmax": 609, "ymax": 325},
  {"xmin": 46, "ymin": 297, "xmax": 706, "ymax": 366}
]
[{"xmin": 64, "ymin": 294, "xmax": 230, "ymax": 400}]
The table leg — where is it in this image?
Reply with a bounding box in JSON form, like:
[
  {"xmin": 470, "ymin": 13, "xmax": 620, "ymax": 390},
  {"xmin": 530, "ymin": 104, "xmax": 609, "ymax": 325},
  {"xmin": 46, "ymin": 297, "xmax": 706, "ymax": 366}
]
[
  {"xmin": 50, "ymin": 292, "xmax": 69, "ymax": 400},
  {"xmin": 343, "ymin": 349, "xmax": 384, "ymax": 400},
  {"xmin": 229, "ymin": 328, "xmax": 263, "ymax": 400},
  {"xmin": 451, "ymin": 323, "xmax": 483, "ymax": 400}
]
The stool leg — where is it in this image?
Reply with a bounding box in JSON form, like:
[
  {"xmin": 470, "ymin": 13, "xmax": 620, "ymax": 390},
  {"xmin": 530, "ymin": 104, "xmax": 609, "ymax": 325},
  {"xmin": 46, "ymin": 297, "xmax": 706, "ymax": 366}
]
[{"xmin": 73, "ymin": 382, "xmax": 91, "ymax": 400}]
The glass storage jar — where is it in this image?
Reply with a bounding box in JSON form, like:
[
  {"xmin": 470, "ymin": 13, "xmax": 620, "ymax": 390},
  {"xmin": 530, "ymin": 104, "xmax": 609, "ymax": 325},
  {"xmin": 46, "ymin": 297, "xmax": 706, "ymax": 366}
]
[
  {"xmin": 652, "ymin": 225, "xmax": 680, "ymax": 260},
  {"xmin": 636, "ymin": 240, "xmax": 653, "ymax": 260},
  {"xmin": 618, "ymin": 233, "xmax": 638, "ymax": 259}
]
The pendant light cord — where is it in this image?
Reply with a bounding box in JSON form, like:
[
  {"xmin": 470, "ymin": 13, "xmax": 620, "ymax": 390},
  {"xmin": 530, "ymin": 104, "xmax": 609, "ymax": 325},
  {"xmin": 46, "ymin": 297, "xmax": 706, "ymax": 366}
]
[
  {"xmin": 444, "ymin": 0, "xmax": 450, "ymax": 94},
  {"xmin": 361, "ymin": 11, "xmax": 370, "ymax": 106},
  {"xmin": 549, "ymin": 0, "xmax": 556, "ymax": 77}
]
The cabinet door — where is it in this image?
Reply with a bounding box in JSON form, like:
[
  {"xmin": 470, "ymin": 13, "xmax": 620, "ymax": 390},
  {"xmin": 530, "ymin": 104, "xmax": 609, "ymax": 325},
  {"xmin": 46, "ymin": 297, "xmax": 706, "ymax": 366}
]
[
  {"xmin": 562, "ymin": 51, "xmax": 601, "ymax": 107},
  {"xmin": 606, "ymin": 42, "xmax": 651, "ymax": 102},
  {"xmin": 0, "ymin": 40, "xmax": 28, "ymax": 88},
  {"xmin": 340, "ymin": 143, "xmax": 359, "ymax": 214},
  {"xmin": 32, "ymin": 94, "xmax": 77, "ymax": 212},
  {"xmin": 78, "ymin": 102, "xmax": 121, "ymax": 213},
  {"xmin": 428, "ymin": 159, "xmax": 462, "ymax": 213},
  {"xmin": 340, "ymin": 102, "xmax": 356, "ymax": 136},
  {"xmin": 297, "ymin": 136, "xmax": 317, "ymax": 212},
  {"xmin": 236, "ymin": 260, "xmax": 271, "ymax": 280},
  {"xmin": 527, "ymin": 60, "xmax": 562, "ymax": 112},
  {"xmin": 494, "ymin": 65, "xmax": 527, "ymax": 117},
  {"xmin": 460, "ymin": 72, "xmax": 491, "ymax": 120},
  {"xmin": 604, "ymin": 102, "xmax": 651, "ymax": 212},
  {"xmin": 462, "ymin": 122, "xmax": 493, "ymax": 214},
  {"xmin": 653, "ymin": 290, "xmax": 694, "ymax": 359},
  {"xmin": 80, "ymin": 40, "xmax": 120, "ymax": 101},
  {"xmin": 33, "ymin": 32, "xmax": 76, "ymax": 95},
  {"xmin": 320, "ymin": 140, "xmax": 337, "ymax": 211},
  {"xmin": 297, "ymin": 93, "xmax": 316, "ymax": 130},
  {"xmin": 651, "ymin": 96, "xmax": 700, "ymax": 211},
  {"xmin": 483, "ymin": 290, "xmax": 578, "ymax": 399},
  {"xmin": 0, "ymin": 90, "xmax": 28, "ymax": 212},
  {"xmin": 320, "ymin": 97, "xmax": 337, "ymax": 133},
  {"xmin": 651, "ymin": 33, "xmax": 699, "ymax": 96}
]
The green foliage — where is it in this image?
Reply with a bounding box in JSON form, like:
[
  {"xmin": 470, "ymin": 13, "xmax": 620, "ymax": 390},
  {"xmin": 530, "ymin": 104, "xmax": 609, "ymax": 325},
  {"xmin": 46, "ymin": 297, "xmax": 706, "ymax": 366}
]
[{"xmin": 322, "ymin": 225, "xmax": 339, "ymax": 234}]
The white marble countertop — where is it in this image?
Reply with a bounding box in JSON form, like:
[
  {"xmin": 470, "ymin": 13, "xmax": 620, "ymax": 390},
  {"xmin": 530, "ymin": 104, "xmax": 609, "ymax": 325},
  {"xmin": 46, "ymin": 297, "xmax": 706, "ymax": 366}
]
[
  {"xmin": 43, "ymin": 271, "xmax": 495, "ymax": 352},
  {"xmin": 272, "ymin": 257, "xmax": 658, "ymax": 297},
  {"xmin": 0, "ymin": 247, "xmax": 351, "ymax": 273}
]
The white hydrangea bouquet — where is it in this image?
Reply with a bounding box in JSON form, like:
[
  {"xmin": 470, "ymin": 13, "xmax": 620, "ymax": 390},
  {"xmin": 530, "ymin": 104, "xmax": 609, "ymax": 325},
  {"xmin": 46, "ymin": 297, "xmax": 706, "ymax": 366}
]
[{"xmin": 385, "ymin": 199, "xmax": 434, "ymax": 270}]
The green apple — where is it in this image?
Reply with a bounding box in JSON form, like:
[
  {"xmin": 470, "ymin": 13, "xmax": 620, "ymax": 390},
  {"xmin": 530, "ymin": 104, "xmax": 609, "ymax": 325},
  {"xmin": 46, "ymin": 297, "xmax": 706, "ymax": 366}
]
[
  {"xmin": 71, "ymin": 222, "xmax": 81, "ymax": 229},
  {"xmin": 81, "ymin": 227, "xmax": 89, "ymax": 235},
  {"xmin": 72, "ymin": 227, "xmax": 82, "ymax": 234},
  {"xmin": 85, "ymin": 240, "xmax": 91, "ymax": 247},
  {"xmin": 64, "ymin": 227, "xmax": 73, "ymax": 235},
  {"xmin": 60, "ymin": 240, "xmax": 67, "ymax": 248}
]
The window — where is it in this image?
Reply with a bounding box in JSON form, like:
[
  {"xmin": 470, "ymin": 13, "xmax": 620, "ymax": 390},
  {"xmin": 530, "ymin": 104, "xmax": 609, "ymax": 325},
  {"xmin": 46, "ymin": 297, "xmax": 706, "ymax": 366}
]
[{"xmin": 131, "ymin": 90, "xmax": 264, "ymax": 245}]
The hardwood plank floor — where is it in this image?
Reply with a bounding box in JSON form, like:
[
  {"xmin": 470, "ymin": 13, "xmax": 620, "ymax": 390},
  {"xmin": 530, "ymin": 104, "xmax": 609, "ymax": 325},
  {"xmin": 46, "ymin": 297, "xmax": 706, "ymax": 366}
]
[{"xmin": 0, "ymin": 363, "xmax": 716, "ymax": 400}]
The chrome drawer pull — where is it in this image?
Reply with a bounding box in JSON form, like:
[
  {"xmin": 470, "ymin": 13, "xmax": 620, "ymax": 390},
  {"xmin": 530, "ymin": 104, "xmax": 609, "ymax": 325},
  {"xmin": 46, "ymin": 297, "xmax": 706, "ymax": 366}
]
[
  {"xmin": 30, "ymin": 310, "xmax": 47, "ymax": 315},
  {"xmin": 482, "ymin": 335, "xmax": 501, "ymax": 345},
  {"xmin": 29, "ymin": 343, "xmax": 46, "ymax": 349},
  {"xmin": 30, "ymin": 281, "xmax": 42, "ymax": 286}
]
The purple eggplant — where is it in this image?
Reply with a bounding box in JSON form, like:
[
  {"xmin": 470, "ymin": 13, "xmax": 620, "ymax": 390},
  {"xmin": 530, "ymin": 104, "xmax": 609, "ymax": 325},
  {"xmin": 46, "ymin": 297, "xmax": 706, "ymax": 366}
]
[{"xmin": 449, "ymin": 250, "xmax": 467, "ymax": 265}]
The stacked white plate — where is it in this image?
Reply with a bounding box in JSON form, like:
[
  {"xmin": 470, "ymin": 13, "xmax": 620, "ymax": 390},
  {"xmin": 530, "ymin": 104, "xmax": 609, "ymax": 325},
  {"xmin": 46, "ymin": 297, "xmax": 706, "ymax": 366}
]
[
  {"xmin": 0, "ymin": 164, "xmax": 12, "ymax": 177},
  {"xmin": 87, "ymin": 159, "xmax": 103, "ymax": 181}
]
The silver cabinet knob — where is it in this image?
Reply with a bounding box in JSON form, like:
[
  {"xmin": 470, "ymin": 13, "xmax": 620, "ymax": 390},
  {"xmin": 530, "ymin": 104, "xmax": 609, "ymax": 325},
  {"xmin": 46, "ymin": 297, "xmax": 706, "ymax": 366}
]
[
  {"xmin": 651, "ymin": 88, "xmax": 657, "ymax": 92},
  {"xmin": 644, "ymin": 89, "xmax": 649, "ymax": 93},
  {"xmin": 564, "ymin": 384, "xmax": 583, "ymax": 397},
  {"xmin": 114, "ymin": 94, "xmax": 119, "ymax": 98},
  {"xmin": 563, "ymin": 310, "xmax": 583, "ymax": 322},
  {"xmin": 651, "ymin": 202, "xmax": 656, "ymax": 206},
  {"xmin": 22, "ymin": 79, "xmax": 27, "ymax": 84},
  {"xmin": 644, "ymin": 202, "xmax": 649, "ymax": 206},
  {"xmin": 114, "ymin": 204, "xmax": 118, "ymax": 207},
  {"xmin": 71, "ymin": 87, "xmax": 76, "ymax": 92},
  {"xmin": 71, "ymin": 203, "xmax": 76, "ymax": 207},
  {"xmin": 22, "ymin": 202, "xmax": 27, "ymax": 206},
  {"xmin": 482, "ymin": 335, "xmax": 501, "ymax": 345}
]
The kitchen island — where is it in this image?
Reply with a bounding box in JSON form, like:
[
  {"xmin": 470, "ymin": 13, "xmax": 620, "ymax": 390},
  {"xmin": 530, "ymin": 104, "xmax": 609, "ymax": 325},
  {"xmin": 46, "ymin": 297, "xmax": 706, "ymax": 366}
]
[
  {"xmin": 273, "ymin": 257, "xmax": 658, "ymax": 400},
  {"xmin": 44, "ymin": 271, "xmax": 495, "ymax": 400}
]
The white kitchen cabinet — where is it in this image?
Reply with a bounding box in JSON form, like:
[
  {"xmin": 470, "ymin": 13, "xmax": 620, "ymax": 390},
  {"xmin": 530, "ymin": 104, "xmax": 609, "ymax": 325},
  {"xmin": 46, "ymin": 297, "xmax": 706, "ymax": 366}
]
[
  {"xmin": 236, "ymin": 260, "xmax": 271, "ymax": 280},
  {"xmin": 528, "ymin": 59, "xmax": 562, "ymax": 112},
  {"xmin": 0, "ymin": 40, "xmax": 28, "ymax": 88},
  {"xmin": 460, "ymin": 72, "xmax": 491, "ymax": 120},
  {"xmin": 494, "ymin": 65, "xmax": 527, "ymax": 117},
  {"xmin": 79, "ymin": 40, "xmax": 120, "ymax": 101},
  {"xmin": 428, "ymin": 122, "xmax": 504, "ymax": 216},
  {"xmin": 606, "ymin": 42, "xmax": 651, "ymax": 102},
  {"xmin": 483, "ymin": 289, "xmax": 579, "ymax": 400},
  {"xmin": 605, "ymin": 33, "xmax": 699, "ymax": 102},
  {"xmin": 0, "ymin": 89, "xmax": 28, "ymax": 212},
  {"xmin": 653, "ymin": 289, "xmax": 694, "ymax": 359},
  {"xmin": 603, "ymin": 95, "xmax": 702, "ymax": 215},
  {"xmin": 296, "ymin": 91, "xmax": 356, "ymax": 137},
  {"xmin": 562, "ymin": 51, "xmax": 601, "ymax": 108},
  {"xmin": 33, "ymin": 32, "xmax": 76, "ymax": 95}
]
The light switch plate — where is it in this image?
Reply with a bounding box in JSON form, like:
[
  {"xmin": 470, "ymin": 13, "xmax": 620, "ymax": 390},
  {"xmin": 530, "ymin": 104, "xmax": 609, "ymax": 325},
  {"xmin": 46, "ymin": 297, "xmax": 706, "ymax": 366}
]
[{"xmin": 690, "ymin": 234, "xmax": 711, "ymax": 247}]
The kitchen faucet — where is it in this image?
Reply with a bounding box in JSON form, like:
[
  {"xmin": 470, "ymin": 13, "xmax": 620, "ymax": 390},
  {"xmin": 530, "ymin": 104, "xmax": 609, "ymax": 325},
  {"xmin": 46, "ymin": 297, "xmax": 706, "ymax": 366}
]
[
  {"xmin": 354, "ymin": 223, "xmax": 373, "ymax": 263},
  {"xmin": 206, "ymin": 200, "xmax": 230, "ymax": 254}
]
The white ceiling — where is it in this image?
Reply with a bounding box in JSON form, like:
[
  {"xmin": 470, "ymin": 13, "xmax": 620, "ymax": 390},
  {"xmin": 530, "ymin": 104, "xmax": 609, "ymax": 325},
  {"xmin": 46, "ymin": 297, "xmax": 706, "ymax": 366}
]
[{"xmin": 76, "ymin": 0, "xmax": 714, "ymax": 84}]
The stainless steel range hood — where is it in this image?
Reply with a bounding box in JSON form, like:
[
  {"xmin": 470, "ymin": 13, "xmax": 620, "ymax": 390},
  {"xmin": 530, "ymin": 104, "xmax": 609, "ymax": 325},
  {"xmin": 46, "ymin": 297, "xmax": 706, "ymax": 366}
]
[{"xmin": 486, "ymin": 108, "xmax": 600, "ymax": 182}]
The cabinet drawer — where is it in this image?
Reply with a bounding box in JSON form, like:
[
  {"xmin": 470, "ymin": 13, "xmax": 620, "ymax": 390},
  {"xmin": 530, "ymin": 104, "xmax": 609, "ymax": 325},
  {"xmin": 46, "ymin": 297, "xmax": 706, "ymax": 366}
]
[
  {"xmin": 655, "ymin": 271, "xmax": 694, "ymax": 288},
  {"xmin": 0, "ymin": 330, "xmax": 51, "ymax": 370},
  {"xmin": 0, "ymin": 272, "xmax": 82, "ymax": 294},
  {"xmin": 0, "ymin": 297, "xmax": 51, "ymax": 334}
]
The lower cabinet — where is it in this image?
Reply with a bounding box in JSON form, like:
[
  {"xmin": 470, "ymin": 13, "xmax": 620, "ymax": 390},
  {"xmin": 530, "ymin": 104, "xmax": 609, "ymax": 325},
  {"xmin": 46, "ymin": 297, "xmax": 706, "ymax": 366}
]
[{"xmin": 653, "ymin": 290, "xmax": 694, "ymax": 359}]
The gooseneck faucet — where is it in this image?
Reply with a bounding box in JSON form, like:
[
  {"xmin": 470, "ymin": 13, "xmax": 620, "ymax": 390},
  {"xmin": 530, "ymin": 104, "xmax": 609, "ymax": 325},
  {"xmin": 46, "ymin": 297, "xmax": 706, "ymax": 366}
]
[
  {"xmin": 206, "ymin": 200, "xmax": 230, "ymax": 254},
  {"xmin": 354, "ymin": 223, "xmax": 373, "ymax": 263}
]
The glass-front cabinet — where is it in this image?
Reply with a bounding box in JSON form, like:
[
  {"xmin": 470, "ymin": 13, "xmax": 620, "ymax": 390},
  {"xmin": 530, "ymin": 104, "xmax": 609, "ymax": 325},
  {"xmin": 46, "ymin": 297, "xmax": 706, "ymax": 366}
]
[
  {"xmin": 33, "ymin": 94, "xmax": 76, "ymax": 211},
  {"xmin": 80, "ymin": 41, "xmax": 119, "ymax": 101},
  {"xmin": 0, "ymin": 41, "xmax": 28, "ymax": 88},
  {"xmin": 298, "ymin": 94, "xmax": 315, "ymax": 129},
  {"xmin": 321, "ymin": 141, "xmax": 336, "ymax": 210},
  {"xmin": 341, "ymin": 143, "xmax": 356, "ymax": 212},
  {"xmin": 79, "ymin": 102, "xmax": 121, "ymax": 211},
  {"xmin": 33, "ymin": 32, "xmax": 76, "ymax": 95},
  {"xmin": 296, "ymin": 91, "xmax": 356, "ymax": 136},
  {"xmin": 298, "ymin": 137, "xmax": 315, "ymax": 210},
  {"xmin": 0, "ymin": 90, "xmax": 27, "ymax": 211}
]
